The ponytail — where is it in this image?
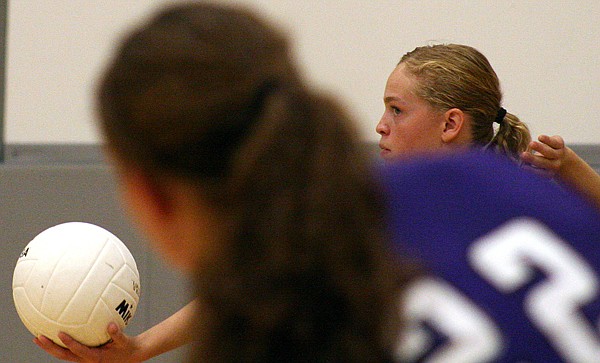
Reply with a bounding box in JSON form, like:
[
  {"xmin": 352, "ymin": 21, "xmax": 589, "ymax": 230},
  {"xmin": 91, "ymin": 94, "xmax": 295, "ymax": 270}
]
[
  {"xmin": 196, "ymin": 84, "xmax": 405, "ymax": 362},
  {"xmin": 485, "ymin": 111, "xmax": 531, "ymax": 159}
]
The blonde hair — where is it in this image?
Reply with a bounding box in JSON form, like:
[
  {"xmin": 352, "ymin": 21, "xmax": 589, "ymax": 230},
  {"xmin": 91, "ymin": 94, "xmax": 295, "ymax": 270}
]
[{"xmin": 399, "ymin": 44, "xmax": 530, "ymax": 158}]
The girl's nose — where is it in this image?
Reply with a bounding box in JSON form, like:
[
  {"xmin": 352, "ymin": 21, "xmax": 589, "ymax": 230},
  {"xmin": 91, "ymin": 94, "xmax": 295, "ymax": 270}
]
[{"xmin": 376, "ymin": 117, "xmax": 389, "ymax": 135}]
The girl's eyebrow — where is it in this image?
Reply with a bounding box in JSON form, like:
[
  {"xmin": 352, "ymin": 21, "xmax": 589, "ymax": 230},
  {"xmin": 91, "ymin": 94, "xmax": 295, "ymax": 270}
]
[{"xmin": 384, "ymin": 96, "xmax": 406, "ymax": 105}]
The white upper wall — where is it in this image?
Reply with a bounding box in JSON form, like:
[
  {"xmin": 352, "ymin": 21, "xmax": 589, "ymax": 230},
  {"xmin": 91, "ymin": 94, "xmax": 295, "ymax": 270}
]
[{"xmin": 5, "ymin": 0, "xmax": 600, "ymax": 144}]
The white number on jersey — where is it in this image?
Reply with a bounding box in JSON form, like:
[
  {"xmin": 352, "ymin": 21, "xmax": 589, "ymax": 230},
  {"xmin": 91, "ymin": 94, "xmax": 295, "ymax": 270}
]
[
  {"xmin": 396, "ymin": 277, "xmax": 503, "ymax": 362},
  {"xmin": 470, "ymin": 218, "xmax": 600, "ymax": 363},
  {"xmin": 397, "ymin": 218, "xmax": 600, "ymax": 363}
]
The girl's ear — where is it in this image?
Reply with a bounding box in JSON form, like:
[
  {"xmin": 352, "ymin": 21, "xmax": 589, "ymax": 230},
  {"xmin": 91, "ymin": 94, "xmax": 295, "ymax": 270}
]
[
  {"xmin": 117, "ymin": 166, "xmax": 176, "ymax": 246},
  {"xmin": 114, "ymin": 162, "xmax": 221, "ymax": 272},
  {"xmin": 441, "ymin": 108, "xmax": 467, "ymax": 144}
]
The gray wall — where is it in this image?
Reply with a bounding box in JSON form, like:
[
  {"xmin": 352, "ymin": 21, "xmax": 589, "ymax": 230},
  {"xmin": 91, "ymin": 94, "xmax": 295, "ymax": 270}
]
[{"xmin": 2, "ymin": 143, "xmax": 600, "ymax": 362}]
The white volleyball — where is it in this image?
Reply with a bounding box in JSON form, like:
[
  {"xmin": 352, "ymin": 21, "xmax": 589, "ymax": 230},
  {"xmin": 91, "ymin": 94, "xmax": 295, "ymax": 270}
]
[{"xmin": 12, "ymin": 222, "xmax": 141, "ymax": 347}]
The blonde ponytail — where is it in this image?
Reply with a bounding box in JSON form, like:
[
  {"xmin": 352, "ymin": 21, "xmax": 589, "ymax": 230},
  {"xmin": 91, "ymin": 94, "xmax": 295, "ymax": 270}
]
[{"xmin": 487, "ymin": 110, "xmax": 531, "ymax": 158}]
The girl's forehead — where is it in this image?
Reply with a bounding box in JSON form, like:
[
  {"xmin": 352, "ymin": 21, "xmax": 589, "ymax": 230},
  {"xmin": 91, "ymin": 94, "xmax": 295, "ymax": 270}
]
[{"xmin": 385, "ymin": 67, "xmax": 420, "ymax": 100}]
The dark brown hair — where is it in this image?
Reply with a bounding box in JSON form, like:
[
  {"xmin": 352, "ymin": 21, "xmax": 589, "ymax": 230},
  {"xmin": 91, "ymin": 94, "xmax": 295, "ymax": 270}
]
[
  {"xmin": 400, "ymin": 44, "xmax": 531, "ymax": 159},
  {"xmin": 98, "ymin": 3, "xmax": 411, "ymax": 362}
]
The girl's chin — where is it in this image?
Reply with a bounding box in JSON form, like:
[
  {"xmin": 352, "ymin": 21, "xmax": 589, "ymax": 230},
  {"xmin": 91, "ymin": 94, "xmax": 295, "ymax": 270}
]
[{"xmin": 380, "ymin": 149, "xmax": 394, "ymax": 159}]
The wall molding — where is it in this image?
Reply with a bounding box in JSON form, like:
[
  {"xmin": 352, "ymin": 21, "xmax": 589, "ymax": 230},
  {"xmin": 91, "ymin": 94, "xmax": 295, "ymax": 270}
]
[
  {"xmin": 4, "ymin": 143, "xmax": 600, "ymax": 169},
  {"xmin": 4, "ymin": 144, "xmax": 104, "ymax": 164}
]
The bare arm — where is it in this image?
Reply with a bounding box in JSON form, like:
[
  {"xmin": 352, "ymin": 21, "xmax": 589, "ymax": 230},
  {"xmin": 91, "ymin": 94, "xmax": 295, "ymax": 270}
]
[
  {"xmin": 34, "ymin": 299, "xmax": 197, "ymax": 362},
  {"xmin": 521, "ymin": 135, "xmax": 600, "ymax": 209},
  {"xmin": 135, "ymin": 299, "xmax": 196, "ymax": 360}
]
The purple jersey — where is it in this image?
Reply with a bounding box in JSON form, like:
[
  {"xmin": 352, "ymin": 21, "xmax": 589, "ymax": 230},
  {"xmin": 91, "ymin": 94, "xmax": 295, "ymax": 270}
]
[{"xmin": 380, "ymin": 151, "xmax": 600, "ymax": 363}]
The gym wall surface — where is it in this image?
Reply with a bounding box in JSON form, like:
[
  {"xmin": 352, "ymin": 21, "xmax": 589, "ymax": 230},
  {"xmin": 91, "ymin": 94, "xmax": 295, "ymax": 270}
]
[{"xmin": 5, "ymin": 1, "xmax": 600, "ymax": 145}]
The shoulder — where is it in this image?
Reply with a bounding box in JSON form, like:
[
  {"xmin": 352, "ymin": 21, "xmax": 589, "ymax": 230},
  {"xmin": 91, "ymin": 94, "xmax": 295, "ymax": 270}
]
[
  {"xmin": 378, "ymin": 150, "xmax": 600, "ymax": 245},
  {"xmin": 379, "ymin": 150, "xmax": 600, "ymax": 362}
]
